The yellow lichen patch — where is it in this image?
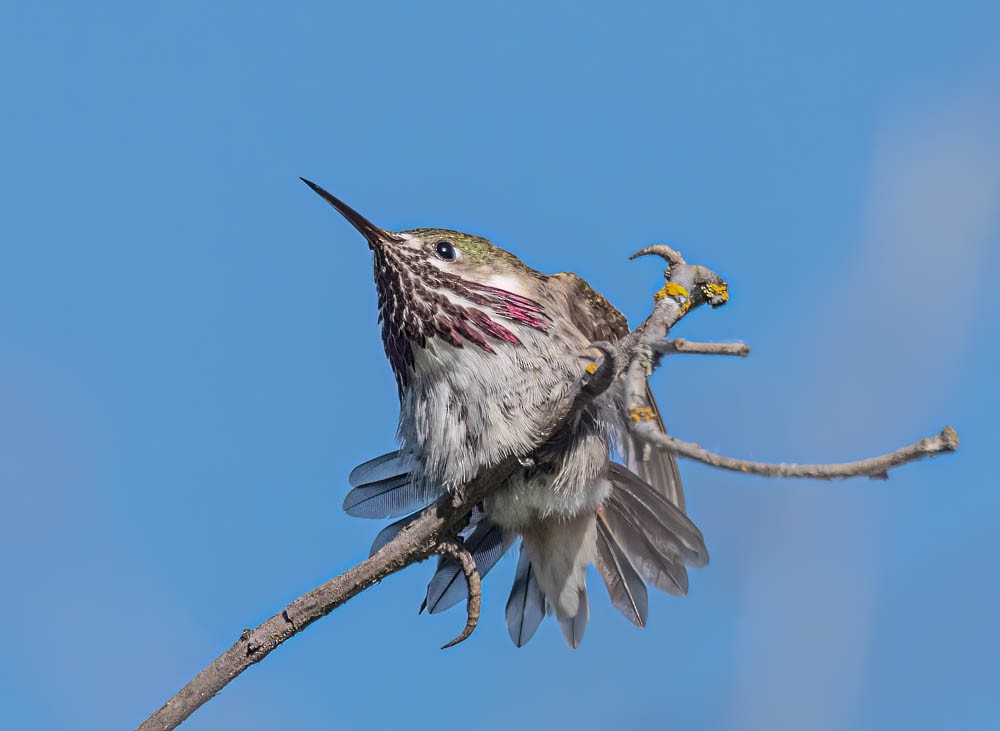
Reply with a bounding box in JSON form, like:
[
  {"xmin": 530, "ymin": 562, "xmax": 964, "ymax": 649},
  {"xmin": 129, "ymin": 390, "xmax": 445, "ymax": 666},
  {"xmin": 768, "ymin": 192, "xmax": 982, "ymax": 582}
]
[
  {"xmin": 654, "ymin": 282, "xmax": 690, "ymax": 302},
  {"xmin": 700, "ymin": 282, "xmax": 729, "ymax": 303},
  {"xmin": 628, "ymin": 406, "xmax": 656, "ymax": 423},
  {"xmin": 585, "ymin": 363, "xmax": 598, "ymax": 374}
]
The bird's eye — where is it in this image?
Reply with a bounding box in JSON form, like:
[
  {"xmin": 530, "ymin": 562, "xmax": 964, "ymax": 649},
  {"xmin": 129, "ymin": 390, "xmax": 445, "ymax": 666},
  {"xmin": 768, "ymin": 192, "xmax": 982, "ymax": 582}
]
[{"xmin": 434, "ymin": 240, "xmax": 457, "ymax": 261}]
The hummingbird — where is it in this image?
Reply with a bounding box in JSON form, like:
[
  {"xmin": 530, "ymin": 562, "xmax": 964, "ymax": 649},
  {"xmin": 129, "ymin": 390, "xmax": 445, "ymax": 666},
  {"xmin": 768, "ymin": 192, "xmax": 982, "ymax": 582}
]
[{"xmin": 302, "ymin": 178, "xmax": 708, "ymax": 647}]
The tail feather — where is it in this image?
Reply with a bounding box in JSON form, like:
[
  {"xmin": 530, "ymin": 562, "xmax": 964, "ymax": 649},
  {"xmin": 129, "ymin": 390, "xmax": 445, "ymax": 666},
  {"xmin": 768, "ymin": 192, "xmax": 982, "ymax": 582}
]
[
  {"xmin": 351, "ymin": 439, "xmax": 709, "ymax": 647},
  {"xmin": 344, "ymin": 450, "xmax": 428, "ymax": 519},
  {"xmin": 608, "ymin": 463, "xmax": 708, "ymax": 567},
  {"xmin": 520, "ymin": 513, "xmax": 596, "ymax": 621},
  {"xmin": 557, "ymin": 587, "xmax": 589, "ymax": 649},
  {"xmin": 349, "ymin": 450, "xmax": 415, "ymax": 487},
  {"xmin": 343, "ymin": 475, "xmax": 428, "ymax": 519},
  {"xmin": 505, "ymin": 545, "xmax": 546, "ymax": 647},
  {"xmin": 594, "ymin": 510, "xmax": 648, "ymax": 626},
  {"xmin": 423, "ymin": 517, "xmax": 513, "ymax": 614},
  {"xmin": 605, "ymin": 492, "xmax": 689, "ymax": 596}
]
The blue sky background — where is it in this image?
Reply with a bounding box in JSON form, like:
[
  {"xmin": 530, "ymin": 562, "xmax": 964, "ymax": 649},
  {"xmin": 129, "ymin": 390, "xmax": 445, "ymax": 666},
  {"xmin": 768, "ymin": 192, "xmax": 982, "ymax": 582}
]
[{"xmin": 2, "ymin": 2, "xmax": 998, "ymax": 729}]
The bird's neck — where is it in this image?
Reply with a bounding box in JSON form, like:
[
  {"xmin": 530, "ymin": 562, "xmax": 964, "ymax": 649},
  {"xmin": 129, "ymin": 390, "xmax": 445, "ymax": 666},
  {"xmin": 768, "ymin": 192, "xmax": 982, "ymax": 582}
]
[{"xmin": 375, "ymin": 253, "xmax": 552, "ymax": 391}]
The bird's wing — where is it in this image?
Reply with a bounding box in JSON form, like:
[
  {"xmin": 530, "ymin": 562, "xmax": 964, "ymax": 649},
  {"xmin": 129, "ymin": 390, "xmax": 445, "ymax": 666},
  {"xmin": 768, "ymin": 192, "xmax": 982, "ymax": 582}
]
[
  {"xmin": 632, "ymin": 385, "xmax": 686, "ymax": 512},
  {"xmin": 549, "ymin": 271, "xmax": 630, "ymax": 343},
  {"xmin": 549, "ymin": 271, "xmax": 686, "ymax": 512}
]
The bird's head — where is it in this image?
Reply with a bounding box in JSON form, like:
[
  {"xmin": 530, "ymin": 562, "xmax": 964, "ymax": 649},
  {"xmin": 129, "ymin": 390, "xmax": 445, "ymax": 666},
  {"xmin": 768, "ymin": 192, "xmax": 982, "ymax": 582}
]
[{"xmin": 301, "ymin": 178, "xmax": 550, "ymax": 388}]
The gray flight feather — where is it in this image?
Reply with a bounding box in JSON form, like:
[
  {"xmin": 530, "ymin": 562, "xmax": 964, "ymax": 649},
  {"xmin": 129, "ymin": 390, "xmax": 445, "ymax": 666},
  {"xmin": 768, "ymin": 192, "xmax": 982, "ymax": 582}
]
[
  {"xmin": 505, "ymin": 545, "xmax": 546, "ymax": 648},
  {"xmin": 348, "ymin": 450, "xmax": 416, "ymax": 488},
  {"xmin": 594, "ymin": 512, "xmax": 648, "ymax": 627},
  {"xmin": 609, "ymin": 488, "xmax": 704, "ymax": 571},
  {"xmin": 604, "ymin": 489, "xmax": 689, "ymax": 596},
  {"xmin": 342, "ymin": 475, "xmax": 427, "ymax": 519},
  {"xmin": 557, "ymin": 587, "xmax": 590, "ymax": 649},
  {"xmin": 424, "ymin": 518, "xmax": 513, "ymax": 614},
  {"xmin": 603, "ymin": 463, "xmax": 708, "ymax": 597},
  {"xmin": 608, "ymin": 463, "xmax": 708, "ymax": 567}
]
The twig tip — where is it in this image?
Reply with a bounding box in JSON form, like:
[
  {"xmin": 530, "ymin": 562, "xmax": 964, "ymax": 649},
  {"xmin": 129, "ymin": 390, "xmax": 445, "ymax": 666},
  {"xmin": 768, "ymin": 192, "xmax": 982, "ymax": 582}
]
[
  {"xmin": 940, "ymin": 426, "xmax": 959, "ymax": 450},
  {"xmin": 628, "ymin": 243, "xmax": 685, "ymax": 266}
]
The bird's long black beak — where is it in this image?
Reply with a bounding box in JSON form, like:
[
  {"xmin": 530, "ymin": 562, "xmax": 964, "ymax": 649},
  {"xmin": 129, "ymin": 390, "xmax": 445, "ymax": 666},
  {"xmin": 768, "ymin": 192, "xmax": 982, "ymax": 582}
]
[{"xmin": 300, "ymin": 177, "xmax": 395, "ymax": 247}]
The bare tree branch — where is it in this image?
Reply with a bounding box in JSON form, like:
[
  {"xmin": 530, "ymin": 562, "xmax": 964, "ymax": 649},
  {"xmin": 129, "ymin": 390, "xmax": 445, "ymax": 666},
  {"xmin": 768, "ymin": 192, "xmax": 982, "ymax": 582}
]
[
  {"xmin": 136, "ymin": 244, "xmax": 959, "ymax": 730},
  {"xmin": 627, "ymin": 407, "xmax": 958, "ymax": 479},
  {"xmin": 621, "ymin": 243, "xmax": 958, "ymax": 479},
  {"xmin": 135, "ymin": 466, "xmax": 513, "ymax": 731},
  {"xmin": 656, "ymin": 338, "xmax": 750, "ymax": 357}
]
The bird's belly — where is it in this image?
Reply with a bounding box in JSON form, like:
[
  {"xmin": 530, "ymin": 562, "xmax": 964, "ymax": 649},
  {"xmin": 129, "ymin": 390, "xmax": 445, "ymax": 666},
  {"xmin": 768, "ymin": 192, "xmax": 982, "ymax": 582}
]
[
  {"xmin": 487, "ymin": 470, "xmax": 611, "ymax": 531},
  {"xmin": 400, "ymin": 332, "xmax": 589, "ymax": 491}
]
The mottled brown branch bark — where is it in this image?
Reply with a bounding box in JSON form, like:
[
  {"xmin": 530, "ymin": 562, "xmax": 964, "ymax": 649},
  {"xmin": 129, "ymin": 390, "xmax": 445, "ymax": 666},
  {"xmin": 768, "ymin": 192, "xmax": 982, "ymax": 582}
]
[{"xmin": 137, "ymin": 243, "xmax": 958, "ymax": 730}]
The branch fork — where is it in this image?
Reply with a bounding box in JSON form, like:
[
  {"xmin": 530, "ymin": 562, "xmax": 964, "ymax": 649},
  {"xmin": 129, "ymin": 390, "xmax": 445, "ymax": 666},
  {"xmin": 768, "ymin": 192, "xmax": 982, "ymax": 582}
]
[{"xmin": 621, "ymin": 243, "xmax": 958, "ymax": 480}]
